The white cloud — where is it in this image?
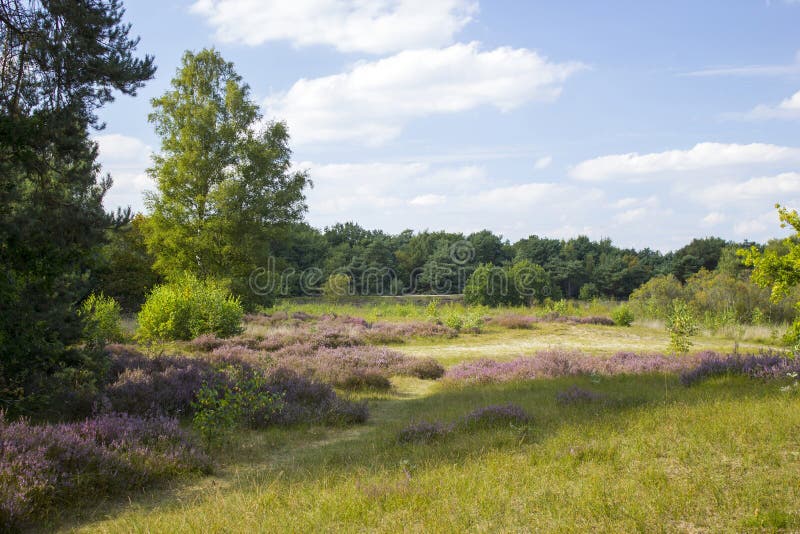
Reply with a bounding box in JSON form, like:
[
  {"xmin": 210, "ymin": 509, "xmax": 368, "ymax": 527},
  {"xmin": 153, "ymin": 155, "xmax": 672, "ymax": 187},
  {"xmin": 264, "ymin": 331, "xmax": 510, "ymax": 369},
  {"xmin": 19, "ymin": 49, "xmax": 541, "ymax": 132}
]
[
  {"xmin": 299, "ymin": 158, "xmax": 604, "ymax": 239},
  {"xmin": 410, "ymin": 194, "xmax": 447, "ymax": 206},
  {"xmin": 95, "ymin": 134, "xmax": 153, "ymax": 213},
  {"xmin": 702, "ymin": 212, "xmax": 727, "ymax": 226},
  {"xmin": 733, "ymin": 211, "xmax": 780, "ymax": 237},
  {"xmin": 267, "ymin": 42, "xmax": 585, "ymax": 145},
  {"xmin": 190, "ymin": 0, "xmax": 477, "ymax": 54},
  {"xmin": 534, "ymin": 156, "xmax": 553, "ymax": 170},
  {"xmin": 571, "ymin": 142, "xmax": 800, "ymax": 181},
  {"xmin": 613, "ymin": 207, "xmax": 647, "ymax": 224},
  {"xmin": 741, "ymin": 90, "xmax": 800, "ymax": 120},
  {"xmin": 682, "ymin": 50, "xmax": 800, "ymax": 77},
  {"xmin": 695, "ymin": 172, "xmax": 800, "ymax": 207}
]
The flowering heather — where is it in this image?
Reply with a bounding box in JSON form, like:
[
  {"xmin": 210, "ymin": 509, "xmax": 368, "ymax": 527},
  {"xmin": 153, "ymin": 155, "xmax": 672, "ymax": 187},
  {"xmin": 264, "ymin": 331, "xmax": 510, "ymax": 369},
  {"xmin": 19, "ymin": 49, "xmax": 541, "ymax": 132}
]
[
  {"xmin": 105, "ymin": 348, "xmax": 220, "ymax": 417},
  {"xmin": 272, "ymin": 345, "xmax": 444, "ymax": 389},
  {"xmin": 242, "ymin": 314, "xmax": 457, "ymax": 351},
  {"xmin": 208, "ymin": 343, "xmax": 267, "ymax": 369},
  {"xmin": 444, "ymin": 349, "xmax": 704, "ymax": 384},
  {"xmin": 188, "ymin": 333, "xmax": 226, "ymax": 351},
  {"xmin": 104, "ymin": 346, "xmax": 366, "ymax": 426},
  {"xmin": 397, "ymin": 421, "xmax": 454, "ymax": 444},
  {"xmin": 264, "ymin": 368, "xmax": 368, "ymax": 425},
  {"xmin": 362, "ymin": 321, "xmax": 457, "ymax": 344},
  {"xmin": 679, "ymin": 352, "xmax": 800, "ymax": 386},
  {"xmin": 490, "ymin": 314, "xmax": 538, "ymax": 329},
  {"xmin": 556, "ymin": 386, "xmax": 607, "ymax": 405},
  {"xmin": 0, "ymin": 412, "xmax": 209, "ymax": 530},
  {"xmin": 461, "ymin": 404, "xmax": 531, "ymax": 427}
]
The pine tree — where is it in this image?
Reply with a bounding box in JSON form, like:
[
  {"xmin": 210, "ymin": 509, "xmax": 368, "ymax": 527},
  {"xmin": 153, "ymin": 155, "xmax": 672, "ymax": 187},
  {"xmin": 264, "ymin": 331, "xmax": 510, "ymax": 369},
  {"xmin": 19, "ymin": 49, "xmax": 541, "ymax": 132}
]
[{"xmin": 0, "ymin": 0, "xmax": 155, "ymax": 410}]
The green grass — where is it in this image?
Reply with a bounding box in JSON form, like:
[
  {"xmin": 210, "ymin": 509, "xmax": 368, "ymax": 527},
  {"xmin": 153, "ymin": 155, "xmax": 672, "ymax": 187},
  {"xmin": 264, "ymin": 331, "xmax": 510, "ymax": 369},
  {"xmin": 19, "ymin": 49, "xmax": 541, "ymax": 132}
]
[
  {"xmin": 61, "ymin": 375, "xmax": 800, "ymax": 533},
  {"xmin": 51, "ymin": 302, "xmax": 798, "ymax": 533}
]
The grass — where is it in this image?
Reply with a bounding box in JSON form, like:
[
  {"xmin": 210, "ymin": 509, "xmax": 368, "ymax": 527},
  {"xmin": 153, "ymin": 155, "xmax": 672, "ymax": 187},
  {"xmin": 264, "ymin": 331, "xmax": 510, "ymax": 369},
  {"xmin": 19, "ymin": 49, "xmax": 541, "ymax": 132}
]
[
  {"xmin": 61, "ymin": 376, "xmax": 800, "ymax": 532},
  {"xmin": 48, "ymin": 301, "xmax": 798, "ymax": 532}
]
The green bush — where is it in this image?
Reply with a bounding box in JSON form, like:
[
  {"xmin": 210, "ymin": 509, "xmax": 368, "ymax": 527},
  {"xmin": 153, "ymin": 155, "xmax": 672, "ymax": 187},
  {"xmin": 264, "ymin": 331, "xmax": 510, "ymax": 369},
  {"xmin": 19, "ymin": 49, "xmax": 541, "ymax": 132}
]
[
  {"xmin": 611, "ymin": 304, "xmax": 635, "ymax": 327},
  {"xmin": 443, "ymin": 308, "xmax": 484, "ymax": 333},
  {"xmin": 465, "ymin": 261, "xmax": 552, "ymax": 307},
  {"xmin": 665, "ymin": 300, "xmax": 698, "ymax": 354},
  {"xmin": 137, "ymin": 275, "xmax": 244, "ymax": 342},
  {"xmin": 322, "ymin": 273, "xmax": 351, "ymax": 302},
  {"xmin": 579, "ymin": 283, "xmax": 600, "ymax": 301},
  {"xmin": 79, "ymin": 293, "xmax": 124, "ymax": 349},
  {"xmin": 192, "ymin": 371, "xmax": 284, "ymax": 445}
]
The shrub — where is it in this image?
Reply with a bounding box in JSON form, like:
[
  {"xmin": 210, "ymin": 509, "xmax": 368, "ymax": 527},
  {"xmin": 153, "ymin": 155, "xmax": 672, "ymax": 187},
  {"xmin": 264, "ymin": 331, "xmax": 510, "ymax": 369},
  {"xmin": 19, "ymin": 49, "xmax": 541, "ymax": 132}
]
[
  {"xmin": 679, "ymin": 352, "xmax": 800, "ymax": 386},
  {"xmin": 322, "ymin": 273, "xmax": 351, "ymax": 303},
  {"xmin": 401, "ymin": 358, "xmax": 446, "ymax": 380},
  {"xmin": 192, "ymin": 371, "xmax": 284, "ymax": 444},
  {"xmin": 579, "ymin": 283, "xmax": 600, "ymax": 301},
  {"xmin": 337, "ymin": 371, "xmax": 392, "ymax": 391},
  {"xmin": 265, "ymin": 368, "xmax": 369, "ymax": 425},
  {"xmin": 103, "ymin": 346, "xmax": 367, "ymax": 428},
  {"xmin": 137, "ymin": 274, "xmax": 244, "ymax": 342},
  {"xmin": 461, "ymin": 404, "xmax": 530, "ymax": 427},
  {"xmin": 465, "ymin": 261, "xmax": 551, "ymax": 307},
  {"xmin": 272, "ymin": 345, "xmax": 444, "ymax": 389},
  {"xmin": 665, "ymin": 300, "xmax": 698, "ymax": 354},
  {"xmin": 444, "ymin": 349, "xmax": 704, "ymax": 384},
  {"xmin": 443, "ymin": 309, "xmax": 484, "ymax": 333},
  {"xmin": 611, "ymin": 305, "xmax": 635, "ymax": 327},
  {"xmin": 491, "ymin": 314, "xmax": 537, "ymax": 329},
  {"xmin": 0, "ymin": 412, "xmax": 209, "ymax": 530},
  {"xmin": 189, "ymin": 333, "xmax": 226, "ymax": 351},
  {"xmin": 79, "ymin": 292, "xmax": 124, "ymax": 349},
  {"xmin": 397, "ymin": 421, "xmax": 454, "ymax": 444}
]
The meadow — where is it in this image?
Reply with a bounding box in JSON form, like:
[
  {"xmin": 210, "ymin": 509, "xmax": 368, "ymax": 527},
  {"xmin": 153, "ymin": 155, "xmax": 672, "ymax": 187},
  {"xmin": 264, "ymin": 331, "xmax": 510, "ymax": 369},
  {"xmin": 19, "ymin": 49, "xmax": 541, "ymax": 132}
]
[{"xmin": 28, "ymin": 301, "xmax": 800, "ymax": 533}]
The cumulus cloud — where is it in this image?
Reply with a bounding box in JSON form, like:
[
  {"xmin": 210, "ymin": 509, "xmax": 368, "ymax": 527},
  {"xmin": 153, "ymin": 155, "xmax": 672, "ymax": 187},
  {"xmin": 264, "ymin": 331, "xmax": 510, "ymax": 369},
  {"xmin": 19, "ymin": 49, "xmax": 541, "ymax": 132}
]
[
  {"xmin": 95, "ymin": 134, "xmax": 153, "ymax": 213},
  {"xmin": 298, "ymin": 159, "xmax": 603, "ymax": 239},
  {"xmin": 741, "ymin": 90, "xmax": 800, "ymax": 120},
  {"xmin": 694, "ymin": 172, "xmax": 800, "ymax": 207},
  {"xmin": 266, "ymin": 42, "xmax": 585, "ymax": 145},
  {"xmin": 190, "ymin": 0, "xmax": 477, "ymax": 54},
  {"xmin": 570, "ymin": 142, "xmax": 800, "ymax": 181}
]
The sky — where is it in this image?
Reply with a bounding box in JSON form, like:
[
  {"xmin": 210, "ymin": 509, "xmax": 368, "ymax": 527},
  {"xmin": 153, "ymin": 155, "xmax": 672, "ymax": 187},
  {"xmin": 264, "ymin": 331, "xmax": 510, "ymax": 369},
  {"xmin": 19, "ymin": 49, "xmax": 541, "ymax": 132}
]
[{"xmin": 96, "ymin": 0, "xmax": 800, "ymax": 252}]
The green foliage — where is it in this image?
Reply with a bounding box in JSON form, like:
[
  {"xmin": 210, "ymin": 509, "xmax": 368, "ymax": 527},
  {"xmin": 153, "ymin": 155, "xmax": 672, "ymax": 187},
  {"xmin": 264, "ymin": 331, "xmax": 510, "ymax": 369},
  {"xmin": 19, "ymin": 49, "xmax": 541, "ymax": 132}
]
[
  {"xmin": 442, "ymin": 308, "xmax": 484, "ymax": 333},
  {"xmin": 137, "ymin": 275, "xmax": 244, "ymax": 342},
  {"xmin": 508, "ymin": 260, "xmax": 552, "ymax": 305},
  {"xmin": 665, "ymin": 300, "xmax": 698, "ymax": 354},
  {"xmin": 629, "ymin": 274, "xmax": 686, "ymax": 319},
  {"xmin": 464, "ymin": 261, "xmax": 552, "ymax": 307},
  {"xmin": 144, "ymin": 49, "xmax": 309, "ymax": 310},
  {"xmin": 192, "ymin": 372, "xmax": 284, "ymax": 445},
  {"xmin": 95, "ymin": 214, "xmax": 161, "ymax": 312},
  {"xmin": 548, "ymin": 299, "xmax": 573, "ymax": 317},
  {"xmin": 322, "ymin": 273, "xmax": 351, "ymax": 303},
  {"xmin": 611, "ymin": 305, "xmax": 635, "ymax": 327},
  {"xmin": 464, "ymin": 263, "xmax": 506, "ymax": 307},
  {"xmin": 740, "ymin": 205, "xmax": 800, "ymax": 348},
  {"xmin": 579, "ymin": 283, "xmax": 600, "ymax": 301},
  {"xmin": 425, "ymin": 298, "xmax": 441, "ymax": 321},
  {"xmin": 0, "ymin": 0, "xmax": 154, "ymax": 408},
  {"xmin": 79, "ymin": 293, "xmax": 124, "ymax": 349}
]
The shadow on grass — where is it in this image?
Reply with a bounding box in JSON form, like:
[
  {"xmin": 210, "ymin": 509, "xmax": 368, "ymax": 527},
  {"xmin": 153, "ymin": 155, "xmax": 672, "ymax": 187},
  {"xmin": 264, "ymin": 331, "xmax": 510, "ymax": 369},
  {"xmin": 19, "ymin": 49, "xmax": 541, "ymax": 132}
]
[{"xmin": 50, "ymin": 372, "xmax": 790, "ymax": 532}]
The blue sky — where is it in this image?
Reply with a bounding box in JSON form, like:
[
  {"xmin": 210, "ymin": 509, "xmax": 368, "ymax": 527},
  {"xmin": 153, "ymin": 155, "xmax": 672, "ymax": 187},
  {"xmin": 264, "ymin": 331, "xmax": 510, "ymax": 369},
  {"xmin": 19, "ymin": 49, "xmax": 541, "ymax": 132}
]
[{"xmin": 96, "ymin": 0, "xmax": 800, "ymax": 251}]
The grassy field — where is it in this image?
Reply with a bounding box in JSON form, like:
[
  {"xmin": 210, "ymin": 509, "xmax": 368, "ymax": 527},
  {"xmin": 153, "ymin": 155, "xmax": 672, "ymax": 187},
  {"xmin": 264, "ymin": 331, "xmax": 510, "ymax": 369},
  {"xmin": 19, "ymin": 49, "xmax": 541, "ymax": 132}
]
[{"xmin": 58, "ymin": 304, "xmax": 800, "ymax": 533}]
